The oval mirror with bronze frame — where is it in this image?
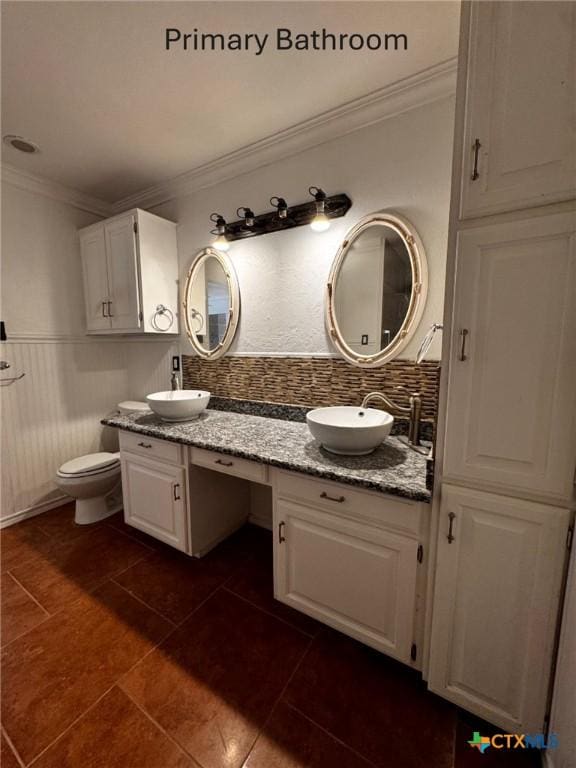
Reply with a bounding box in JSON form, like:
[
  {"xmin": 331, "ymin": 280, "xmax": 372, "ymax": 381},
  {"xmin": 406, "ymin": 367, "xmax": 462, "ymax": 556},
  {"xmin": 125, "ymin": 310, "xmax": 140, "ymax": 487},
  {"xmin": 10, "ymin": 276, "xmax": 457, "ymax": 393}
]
[
  {"xmin": 326, "ymin": 212, "xmax": 428, "ymax": 367},
  {"xmin": 183, "ymin": 247, "xmax": 240, "ymax": 359}
]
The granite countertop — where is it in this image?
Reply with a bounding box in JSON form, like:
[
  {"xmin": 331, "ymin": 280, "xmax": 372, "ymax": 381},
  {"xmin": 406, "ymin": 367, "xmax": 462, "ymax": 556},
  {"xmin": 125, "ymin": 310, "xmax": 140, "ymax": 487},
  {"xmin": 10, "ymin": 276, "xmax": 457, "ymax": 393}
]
[{"xmin": 103, "ymin": 408, "xmax": 431, "ymax": 503}]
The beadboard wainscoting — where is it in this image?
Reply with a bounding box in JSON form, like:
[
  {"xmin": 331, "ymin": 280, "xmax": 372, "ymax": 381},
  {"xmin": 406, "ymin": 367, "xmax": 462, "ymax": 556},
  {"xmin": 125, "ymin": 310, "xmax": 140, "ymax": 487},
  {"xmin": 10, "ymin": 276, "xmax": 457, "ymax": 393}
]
[
  {"xmin": 183, "ymin": 355, "xmax": 441, "ymax": 423},
  {"xmin": 0, "ymin": 338, "xmax": 177, "ymax": 524}
]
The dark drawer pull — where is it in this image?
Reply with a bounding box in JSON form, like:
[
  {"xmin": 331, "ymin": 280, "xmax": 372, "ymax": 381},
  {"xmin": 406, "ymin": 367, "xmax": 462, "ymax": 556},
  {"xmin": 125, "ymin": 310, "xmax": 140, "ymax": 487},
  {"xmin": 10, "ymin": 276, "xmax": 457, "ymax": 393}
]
[
  {"xmin": 173, "ymin": 483, "xmax": 181, "ymax": 501},
  {"xmin": 278, "ymin": 521, "xmax": 286, "ymax": 543},
  {"xmin": 215, "ymin": 459, "xmax": 234, "ymax": 467},
  {"xmin": 471, "ymin": 138, "xmax": 481, "ymax": 181},
  {"xmin": 138, "ymin": 442, "xmax": 152, "ymax": 449},
  {"xmin": 320, "ymin": 492, "xmax": 345, "ymax": 503},
  {"xmin": 447, "ymin": 512, "xmax": 456, "ymax": 544}
]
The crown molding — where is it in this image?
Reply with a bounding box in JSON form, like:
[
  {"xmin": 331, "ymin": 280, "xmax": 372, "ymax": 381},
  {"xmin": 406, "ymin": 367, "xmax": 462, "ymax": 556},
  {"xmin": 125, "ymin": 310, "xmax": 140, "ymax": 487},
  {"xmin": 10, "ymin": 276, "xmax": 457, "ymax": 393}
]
[
  {"xmin": 114, "ymin": 58, "xmax": 457, "ymax": 212},
  {"xmin": 1, "ymin": 163, "xmax": 113, "ymax": 217},
  {"xmin": 1, "ymin": 58, "xmax": 456, "ymax": 217}
]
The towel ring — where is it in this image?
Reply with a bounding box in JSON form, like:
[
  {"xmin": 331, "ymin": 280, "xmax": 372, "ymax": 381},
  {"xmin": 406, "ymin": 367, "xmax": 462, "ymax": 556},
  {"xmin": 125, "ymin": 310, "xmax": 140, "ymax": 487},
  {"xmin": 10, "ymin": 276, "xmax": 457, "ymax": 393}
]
[
  {"xmin": 151, "ymin": 305, "xmax": 174, "ymax": 332},
  {"xmin": 189, "ymin": 308, "xmax": 204, "ymax": 334}
]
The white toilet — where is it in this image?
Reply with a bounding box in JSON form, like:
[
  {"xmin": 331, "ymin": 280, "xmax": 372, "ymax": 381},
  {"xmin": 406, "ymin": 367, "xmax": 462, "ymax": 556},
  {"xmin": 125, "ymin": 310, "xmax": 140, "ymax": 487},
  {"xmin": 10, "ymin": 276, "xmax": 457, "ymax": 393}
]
[{"xmin": 55, "ymin": 401, "xmax": 150, "ymax": 525}]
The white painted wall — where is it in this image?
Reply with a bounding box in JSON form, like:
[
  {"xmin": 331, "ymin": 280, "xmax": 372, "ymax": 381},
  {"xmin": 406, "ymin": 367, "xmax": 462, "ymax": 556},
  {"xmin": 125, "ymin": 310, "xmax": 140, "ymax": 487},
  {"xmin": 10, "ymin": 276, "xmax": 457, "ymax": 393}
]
[
  {"xmin": 0, "ymin": 182, "xmax": 176, "ymax": 521},
  {"xmin": 548, "ymin": 552, "xmax": 576, "ymax": 768},
  {"xmin": 152, "ymin": 95, "xmax": 455, "ymax": 361}
]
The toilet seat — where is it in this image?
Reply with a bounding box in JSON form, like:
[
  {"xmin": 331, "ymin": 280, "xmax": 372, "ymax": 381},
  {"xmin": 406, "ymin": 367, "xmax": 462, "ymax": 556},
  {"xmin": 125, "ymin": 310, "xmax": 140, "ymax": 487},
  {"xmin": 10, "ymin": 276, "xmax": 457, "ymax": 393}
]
[{"xmin": 57, "ymin": 452, "xmax": 120, "ymax": 479}]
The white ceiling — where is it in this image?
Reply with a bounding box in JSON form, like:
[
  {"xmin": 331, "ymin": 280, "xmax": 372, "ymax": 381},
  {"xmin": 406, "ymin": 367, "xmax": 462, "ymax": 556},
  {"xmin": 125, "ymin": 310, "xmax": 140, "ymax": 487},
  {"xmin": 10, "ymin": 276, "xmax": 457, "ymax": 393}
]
[{"xmin": 1, "ymin": 1, "xmax": 460, "ymax": 203}]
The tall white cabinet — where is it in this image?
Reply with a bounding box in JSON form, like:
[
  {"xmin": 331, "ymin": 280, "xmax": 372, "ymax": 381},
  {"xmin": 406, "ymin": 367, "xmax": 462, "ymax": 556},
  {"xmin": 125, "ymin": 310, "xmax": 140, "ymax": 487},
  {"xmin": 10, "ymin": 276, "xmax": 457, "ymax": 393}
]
[
  {"xmin": 79, "ymin": 208, "xmax": 179, "ymax": 335},
  {"xmin": 459, "ymin": 1, "xmax": 575, "ymax": 219},
  {"xmin": 428, "ymin": 1, "xmax": 576, "ymax": 733}
]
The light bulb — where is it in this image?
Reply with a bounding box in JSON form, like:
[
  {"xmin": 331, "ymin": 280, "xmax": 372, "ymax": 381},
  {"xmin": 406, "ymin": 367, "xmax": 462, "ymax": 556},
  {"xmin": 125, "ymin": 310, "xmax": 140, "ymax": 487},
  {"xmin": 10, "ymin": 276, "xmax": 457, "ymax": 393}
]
[
  {"xmin": 213, "ymin": 233, "xmax": 230, "ymax": 251},
  {"xmin": 310, "ymin": 212, "xmax": 330, "ymax": 232}
]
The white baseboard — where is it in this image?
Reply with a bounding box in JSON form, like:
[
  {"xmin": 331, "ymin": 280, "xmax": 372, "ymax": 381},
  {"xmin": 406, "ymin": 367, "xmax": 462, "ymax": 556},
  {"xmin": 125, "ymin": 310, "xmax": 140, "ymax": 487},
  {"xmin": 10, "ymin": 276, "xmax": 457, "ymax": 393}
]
[{"xmin": 0, "ymin": 495, "xmax": 70, "ymax": 528}]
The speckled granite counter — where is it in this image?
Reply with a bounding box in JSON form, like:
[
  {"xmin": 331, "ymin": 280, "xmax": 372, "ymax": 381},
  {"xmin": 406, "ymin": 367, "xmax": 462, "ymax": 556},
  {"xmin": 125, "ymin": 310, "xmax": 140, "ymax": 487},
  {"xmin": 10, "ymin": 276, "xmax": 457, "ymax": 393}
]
[{"xmin": 102, "ymin": 409, "xmax": 431, "ymax": 503}]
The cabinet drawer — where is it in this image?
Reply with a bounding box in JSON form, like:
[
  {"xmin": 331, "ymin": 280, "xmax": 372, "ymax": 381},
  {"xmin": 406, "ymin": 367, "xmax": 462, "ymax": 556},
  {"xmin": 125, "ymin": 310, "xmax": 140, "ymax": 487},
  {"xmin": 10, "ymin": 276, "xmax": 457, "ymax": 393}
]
[
  {"xmin": 191, "ymin": 447, "xmax": 268, "ymax": 484},
  {"xmin": 275, "ymin": 470, "xmax": 423, "ymax": 537},
  {"xmin": 119, "ymin": 431, "xmax": 182, "ymax": 464}
]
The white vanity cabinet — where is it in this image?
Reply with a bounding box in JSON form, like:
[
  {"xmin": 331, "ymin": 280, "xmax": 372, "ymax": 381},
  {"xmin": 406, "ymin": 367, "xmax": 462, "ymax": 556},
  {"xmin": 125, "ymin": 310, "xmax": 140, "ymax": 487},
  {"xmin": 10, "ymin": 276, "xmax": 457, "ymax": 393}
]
[
  {"xmin": 428, "ymin": 485, "xmax": 570, "ymax": 733},
  {"xmin": 79, "ymin": 208, "xmax": 179, "ymax": 335},
  {"xmin": 443, "ymin": 212, "xmax": 576, "ymax": 505},
  {"xmin": 119, "ymin": 434, "xmax": 250, "ymax": 557},
  {"xmin": 120, "ymin": 434, "xmax": 189, "ymax": 552},
  {"xmin": 460, "ymin": 1, "xmax": 575, "ymax": 219},
  {"xmin": 273, "ymin": 471, "xmax": 427, "ymax": 665}
]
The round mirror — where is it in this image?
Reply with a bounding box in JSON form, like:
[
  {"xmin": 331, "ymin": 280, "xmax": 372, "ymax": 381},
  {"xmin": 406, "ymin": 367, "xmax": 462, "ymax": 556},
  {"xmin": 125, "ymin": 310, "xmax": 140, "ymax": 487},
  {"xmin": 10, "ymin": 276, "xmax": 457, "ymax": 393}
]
[
  {"xmin": 183, "ymin": 247, "xmax": 240, "ymax": 359},
  {"xmin": 326, "ymin": 212, "xmax": 427, "ymax": 367}
]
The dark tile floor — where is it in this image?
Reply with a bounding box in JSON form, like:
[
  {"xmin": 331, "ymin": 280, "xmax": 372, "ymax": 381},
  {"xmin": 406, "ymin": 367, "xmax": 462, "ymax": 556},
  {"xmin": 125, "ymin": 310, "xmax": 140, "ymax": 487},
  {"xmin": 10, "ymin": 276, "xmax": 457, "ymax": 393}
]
[{"xmin": 0, "ymin": 504, "xmax": 542, "ymax": 767}]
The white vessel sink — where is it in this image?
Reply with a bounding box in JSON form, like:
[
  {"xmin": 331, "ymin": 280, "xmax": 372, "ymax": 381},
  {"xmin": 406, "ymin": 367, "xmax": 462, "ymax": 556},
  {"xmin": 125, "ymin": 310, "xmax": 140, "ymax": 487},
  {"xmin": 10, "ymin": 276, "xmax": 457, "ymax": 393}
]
[
  {"xmin": 307, "ymin": 406, "xmax": 394, "ymax": 456},
  {"xmin": 146, "ymin": 390, "xmax": 210, "ymax": 422}
]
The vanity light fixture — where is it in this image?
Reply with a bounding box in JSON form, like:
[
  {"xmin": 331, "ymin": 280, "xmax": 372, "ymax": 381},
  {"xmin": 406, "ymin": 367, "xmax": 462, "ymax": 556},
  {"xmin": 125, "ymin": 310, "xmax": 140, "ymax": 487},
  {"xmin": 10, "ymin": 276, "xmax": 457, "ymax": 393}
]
[
  {"xmin": 237, "ymin": 207, "xmax": 256, "ymax": 227},
  {"xmin": 210, "ymin": 212, "xmax": 230, "ymax": 252},
  {"xmin": 309, "ymin": 187, "xmax": 331, "ymax": 232},
  {"xmin": 270, "ymin": 196, "xmax": 289, "ymax": 219},
  {"xmin": 206, "ymin": 189, "xmax": 351, "ymax": 245}
]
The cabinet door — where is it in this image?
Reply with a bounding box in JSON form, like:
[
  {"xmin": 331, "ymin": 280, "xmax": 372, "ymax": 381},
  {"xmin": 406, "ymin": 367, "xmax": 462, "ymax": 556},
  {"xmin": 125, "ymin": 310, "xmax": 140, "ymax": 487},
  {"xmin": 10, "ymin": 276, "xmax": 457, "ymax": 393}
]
[
  {"xmin": 443, "ymin": 213, "xmax": 576, "ymax": 503},
  {"xmin": 105, "ymin": 215, "xmax": 142, "ymax": 331},
  {"xmin": 274, "ymin": 500, "xmax": 419, "ymax": 663},
  {"xmin": 80, "ymin": 226, "xmax": 111, "ymax": 331},
  {"xmin": 428, "ymin": 485, "xmax": 569, "ymax": 732},
  {"xmin": 121, "ymin": 452, "xmax": 188, "ymax": 552},
  {"xmin": 460, "ymin": 1, "xmax": 575, "ymax": 218}
]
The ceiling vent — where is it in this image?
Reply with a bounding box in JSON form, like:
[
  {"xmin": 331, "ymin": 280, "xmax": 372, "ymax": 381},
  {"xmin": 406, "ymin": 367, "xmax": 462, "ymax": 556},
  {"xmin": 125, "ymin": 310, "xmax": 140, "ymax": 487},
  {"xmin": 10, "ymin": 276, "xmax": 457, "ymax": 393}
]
[{"xmin": 3, "ymin": 135, "xmax": 40, "ymax": 154}]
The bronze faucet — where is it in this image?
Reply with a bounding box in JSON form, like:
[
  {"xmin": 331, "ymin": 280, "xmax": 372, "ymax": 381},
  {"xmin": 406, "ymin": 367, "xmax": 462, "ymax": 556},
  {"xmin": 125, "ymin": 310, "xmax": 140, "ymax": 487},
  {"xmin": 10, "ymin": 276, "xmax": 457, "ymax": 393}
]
[{"xmin": 361, "ymin": 389, "xmax": 422, "ymax": 447}]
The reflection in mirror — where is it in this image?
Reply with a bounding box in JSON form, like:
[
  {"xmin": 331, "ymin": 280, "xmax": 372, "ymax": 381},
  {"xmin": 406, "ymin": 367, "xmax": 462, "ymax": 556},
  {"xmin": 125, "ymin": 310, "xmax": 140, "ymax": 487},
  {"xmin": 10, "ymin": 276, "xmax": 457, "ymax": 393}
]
[
  {"xmin": 183, "ymin": 248, "xmax": 240, "ymax": 359},
  {"xmin": 326, "ymin": 213, "xmax": 427, "ymax": 368},
  {"xmin": 334, "ymin": 226, "xmax": 413, "ymax": 355}
]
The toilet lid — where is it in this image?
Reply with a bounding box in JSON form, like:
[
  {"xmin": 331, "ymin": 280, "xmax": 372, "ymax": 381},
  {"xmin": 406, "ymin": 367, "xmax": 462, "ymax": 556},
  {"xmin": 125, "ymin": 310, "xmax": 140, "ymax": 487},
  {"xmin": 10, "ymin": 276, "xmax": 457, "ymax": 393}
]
[
  {"xmin": 59, "ymin": 452, "xmax": 120, "ymax": 476},
  {"xmin": 118, "ymin": 401, "xmax": 150, "ymax": 415}
]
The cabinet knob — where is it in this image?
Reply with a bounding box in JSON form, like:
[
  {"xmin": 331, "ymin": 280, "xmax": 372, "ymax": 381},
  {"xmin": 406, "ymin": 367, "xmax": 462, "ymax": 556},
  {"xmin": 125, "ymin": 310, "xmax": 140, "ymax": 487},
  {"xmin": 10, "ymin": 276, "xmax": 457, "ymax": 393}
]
[
  {"xmin": 215, "ymin": 458, "xmax": 234, "ymax": 467},
  {"xmin": 137, "ymin": 442, "xmax": 152, "ymax": 449}
]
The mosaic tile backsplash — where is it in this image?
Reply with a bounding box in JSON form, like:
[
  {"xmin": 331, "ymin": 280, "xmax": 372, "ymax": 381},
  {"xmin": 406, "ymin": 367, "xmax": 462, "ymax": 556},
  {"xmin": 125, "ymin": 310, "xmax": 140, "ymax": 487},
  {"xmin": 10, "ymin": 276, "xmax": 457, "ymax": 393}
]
[{"xmin": 182, "ymin": 356, "xmax": 441, "ymax": 425}]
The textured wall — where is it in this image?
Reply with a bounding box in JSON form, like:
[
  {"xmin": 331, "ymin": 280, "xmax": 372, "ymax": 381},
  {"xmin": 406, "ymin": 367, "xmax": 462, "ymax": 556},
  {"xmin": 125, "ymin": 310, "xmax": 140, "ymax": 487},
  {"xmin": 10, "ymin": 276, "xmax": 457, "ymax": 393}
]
[
  {"xmin": 183, "ymin": 355, "xmax": 440, "ymax": 423},
  {"xmin": 151, "ymin": 96, "xmax": 455, "ymax": 361}
]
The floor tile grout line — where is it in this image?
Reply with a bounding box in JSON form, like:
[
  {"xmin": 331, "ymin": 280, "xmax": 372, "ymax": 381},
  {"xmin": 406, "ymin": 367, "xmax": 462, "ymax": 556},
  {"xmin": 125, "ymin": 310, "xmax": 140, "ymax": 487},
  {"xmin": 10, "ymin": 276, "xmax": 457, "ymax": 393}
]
[
  {"xmin": 240, "ymin": 632, "xmax": 316, "ymax": 768},
  {"xmin": 172, "ymin": 581, "xmax": 230, "ymax": 628},
  {"xmin": 1, "ymin": 725, "xmax": 26, "ymax": 768},
  {"xmin": 120, "ymin": 686, "xmax": 205, "ymax": 768},
  {"xmin": 112, "ymin": 583, "xmax": 226, "ymax": 690},
  {"xmin": 0, "ymin": 562, "xmax": 171, "ymax": 652},
  {"xmin": 281, "ymin": 700, "xmax": 380, "ymax": 768},
  {"xmin": 221, "ymin": 585, "xmax": 317, "ymax": 639},
  {"xmin": 110, "ymin": 577, "xmax": 178, "ymax": 628},
  {"xmin": 5, "ymin": 571, "xmax": 52, "ymax": 618},
  {"xmin": 24, "ymin": 684, "xmax": 118, "ymax": 767}
]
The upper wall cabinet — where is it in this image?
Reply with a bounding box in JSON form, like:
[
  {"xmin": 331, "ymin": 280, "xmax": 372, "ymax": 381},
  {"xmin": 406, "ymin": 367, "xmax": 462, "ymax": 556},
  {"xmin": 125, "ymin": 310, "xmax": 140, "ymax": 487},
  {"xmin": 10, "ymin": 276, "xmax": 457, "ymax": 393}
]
[
  {"xmin": 443, "ymin": 212, "xmax": 576, "ymax": 505},
  {"xmin": 79, "ymin": 209, "xmax": 179, "ymax": 335},
  {"xmin": 460, "ymin": 1, "xmax": 576, "ymax": 219}
]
